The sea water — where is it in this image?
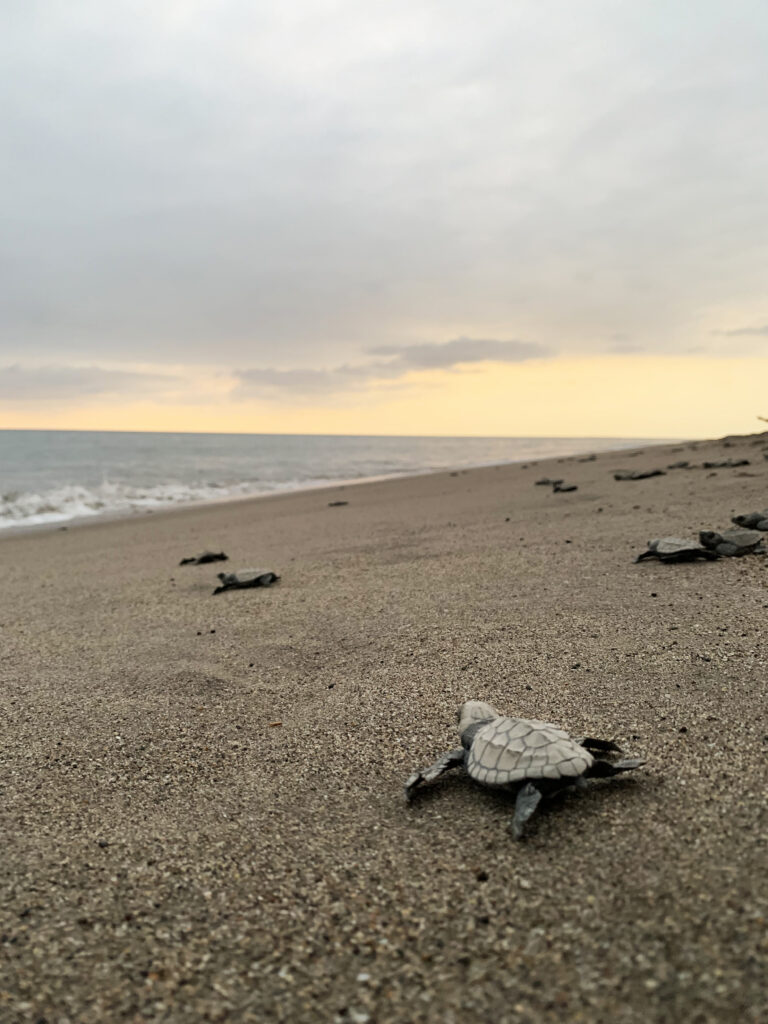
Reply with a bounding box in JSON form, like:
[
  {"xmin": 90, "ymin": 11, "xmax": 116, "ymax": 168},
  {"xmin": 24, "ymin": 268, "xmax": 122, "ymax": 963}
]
[{"xmin": 0, "ymin": 430, "xmax": 663, "ymax": 530}]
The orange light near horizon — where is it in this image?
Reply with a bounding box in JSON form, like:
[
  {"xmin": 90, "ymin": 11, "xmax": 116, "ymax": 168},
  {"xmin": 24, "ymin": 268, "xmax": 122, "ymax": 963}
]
[{"xmin": 0, "ymin": 355, "xmax": 763, "ymax": 438}]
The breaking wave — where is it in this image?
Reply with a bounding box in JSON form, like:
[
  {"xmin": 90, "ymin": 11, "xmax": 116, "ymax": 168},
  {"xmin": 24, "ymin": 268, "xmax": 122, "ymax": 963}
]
[{"xmin": 0, "ymin": 477, "xmax": 334, "ymax": 530}]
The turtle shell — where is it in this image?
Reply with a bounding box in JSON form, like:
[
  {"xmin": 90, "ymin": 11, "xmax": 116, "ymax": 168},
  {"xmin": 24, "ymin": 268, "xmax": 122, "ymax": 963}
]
[
  {"xmin": 217, "ymin": 569, "xmax": 279, "ymax": 587},
  {"xmin": 732, "ymin": 512, "xmax": 768, "ymax": 530},
  {"xmin": 231, "ymin": 570, "xmax": 278, "ymax": 585},
  {"xmin": 466, "ymin": 717, "xmax": 593, "ymax": 785},
  {"xmin": 651, "ymin": 537, "xmax": 702, "ymax": 555},
  {"xmin": 700, "ymin": 528, "xmax": 763, "ymax": 552},
  {"xmin": 720, "ymin": 528, "xmax": 762, "ymax": 549}
]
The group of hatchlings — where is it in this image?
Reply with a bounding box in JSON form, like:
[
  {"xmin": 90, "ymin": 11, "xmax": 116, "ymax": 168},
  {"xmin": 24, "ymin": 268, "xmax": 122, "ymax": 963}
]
[
  {"xmin": 406, "ymin": 507, "xmax": 768, "ymax": 837},
  {"xmin": 176, "ymin": 510, "xmax": 766, "ymax": 841},
  {"xmin": 635, "ymin": 507, "xmax": 768, "ymax": 562}
]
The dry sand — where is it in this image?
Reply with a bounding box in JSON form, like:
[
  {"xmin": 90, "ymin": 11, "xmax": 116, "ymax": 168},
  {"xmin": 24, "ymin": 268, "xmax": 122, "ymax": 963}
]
[{"xmin": 1, "ymin": 433, "xmax": 767, "ymax": 1024}]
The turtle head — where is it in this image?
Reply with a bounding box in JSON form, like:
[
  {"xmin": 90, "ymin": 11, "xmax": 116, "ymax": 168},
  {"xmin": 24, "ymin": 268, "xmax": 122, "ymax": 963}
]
[
  {"xmin": 698, "ymin": 530, "xmax": 721, "ymax": 548},
  {"xmin": 457, "ymin": 700, "xmax": 499, "ymax": 741}
]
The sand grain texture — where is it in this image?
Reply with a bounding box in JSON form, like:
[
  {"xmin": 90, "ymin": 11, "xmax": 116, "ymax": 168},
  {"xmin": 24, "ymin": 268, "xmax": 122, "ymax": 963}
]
[{"xmin": 1, "ymin": 434, "xmax": 768, "ymax": 1023}]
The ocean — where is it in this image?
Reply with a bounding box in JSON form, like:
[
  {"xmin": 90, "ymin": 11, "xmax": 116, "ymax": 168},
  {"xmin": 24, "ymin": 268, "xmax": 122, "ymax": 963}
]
[{"xmin": 0, "ymin": 430, "xmax": 664, "ymax": 531}]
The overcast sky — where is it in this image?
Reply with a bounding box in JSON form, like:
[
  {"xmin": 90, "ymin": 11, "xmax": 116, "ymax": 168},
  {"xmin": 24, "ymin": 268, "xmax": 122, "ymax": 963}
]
[{"xmin": 2, "ymin": 0, "xmax": 767, "ymax": 423}]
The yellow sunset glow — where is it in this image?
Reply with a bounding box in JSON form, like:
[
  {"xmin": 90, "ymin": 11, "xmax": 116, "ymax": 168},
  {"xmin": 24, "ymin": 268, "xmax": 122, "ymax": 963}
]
[{"xmin": 0, "ymin": 356, "xmax": 763, "ymax": 439}]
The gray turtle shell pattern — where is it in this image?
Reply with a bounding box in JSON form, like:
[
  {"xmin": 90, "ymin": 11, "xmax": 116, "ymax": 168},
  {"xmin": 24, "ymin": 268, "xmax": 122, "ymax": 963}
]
[
  {"xmin": 653, "ymin": 537, "xmax": 703, "ymax": 555},
  {"xmin": 466, "ymin": 717, "xmax": 594, "ymax": 785}
]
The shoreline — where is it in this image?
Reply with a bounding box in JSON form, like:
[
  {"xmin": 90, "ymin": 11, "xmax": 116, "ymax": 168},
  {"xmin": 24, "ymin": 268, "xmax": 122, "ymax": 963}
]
[
  {"xmin": 2, "ymin": 429, "xmax": 767, "ymax": 1023},
  {"xmin": 0, "ymin": 435, "xmax": 676, "ymax": 539}
]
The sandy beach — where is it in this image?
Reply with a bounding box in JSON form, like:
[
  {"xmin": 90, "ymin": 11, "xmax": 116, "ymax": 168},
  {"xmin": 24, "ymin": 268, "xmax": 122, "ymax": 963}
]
[{"xmin": 1, "ymin": 432, "xmax": 767, "ymax": 1024}]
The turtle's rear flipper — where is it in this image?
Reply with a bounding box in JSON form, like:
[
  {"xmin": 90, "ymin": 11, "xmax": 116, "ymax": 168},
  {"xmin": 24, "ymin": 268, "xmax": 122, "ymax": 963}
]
[
  {"xmin": 405, "ymin": 748, "xmax": 465, "ymax": 801},
  {"xmin": 509, "ymin": 782, "xmax": 542, "ymax": 840},
  {"xmin": 577, "ymin": 737, "xmax": 622, "ymax": 754},
  {"xmin": 587, "ymin": 757, "xmax": 645, "ymax": 778}
]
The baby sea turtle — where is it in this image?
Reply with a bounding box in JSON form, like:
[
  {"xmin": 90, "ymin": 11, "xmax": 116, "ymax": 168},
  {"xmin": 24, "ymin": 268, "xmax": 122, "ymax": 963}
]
[
  {"xmin": 179, "ymin": 551, "xmax": 228, "ymax": 566},
  {"xmin": 405, "ymin": 701, "xmax": 644, "ymax": 839},
  {"xmin": 732, "ymin": 510, "xmax": 768, "ymax": 530},
  {"xmin": 552, "ymin": 482, "xmax": 577, "ymax": 493},
  {"xmin": 614, "ymin": 469, "xmax": 666, "ymax": 481},
  {"xmin": 699, "ymin": 528, "xmax": 764, "ymax": 557},
  {"xmin": 213, "ymin": 569, "xmax": 280, "ymax": 594},
  {"xmin": 701, "ymin": 459, "xmax": 750, "ymax": 469},
  {"xmin": 635, "ymin": 537, "xmax": 719, "ymax": 563}
]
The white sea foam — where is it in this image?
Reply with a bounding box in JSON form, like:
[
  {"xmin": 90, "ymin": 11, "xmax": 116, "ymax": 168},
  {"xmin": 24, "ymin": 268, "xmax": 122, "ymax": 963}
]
[{"xmin": 0, "ymin": 478, "xmax": 323, "ymax": 529}]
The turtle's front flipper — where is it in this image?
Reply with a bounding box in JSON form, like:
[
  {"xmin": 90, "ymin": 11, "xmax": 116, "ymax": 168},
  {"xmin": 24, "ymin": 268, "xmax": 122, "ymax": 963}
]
[
  {"xmin": 405, "ymin": 748, "xmax": 465, "ymax": 801},
  {"xmin": 509, "ymin": 782, "xmax": 542, "ymax": 840}
]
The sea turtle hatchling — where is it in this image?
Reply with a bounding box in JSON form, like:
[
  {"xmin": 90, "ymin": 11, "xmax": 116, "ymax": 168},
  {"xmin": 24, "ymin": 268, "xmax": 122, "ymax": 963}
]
[
  {"xmin": 732, "ymin": 510, "xmax": 768, "ymax": 531},
  {"xmin": 179, "ymin": 550, "xmax": 229, "ymax": 566},
  {"xmin": 634, "ymin": 537, "xmax": 719, "ymax": 563},
  {"xmin": 699, "ymin": 528, "xmax": 764, "ymax": 557},
  {"xmin": 405, "ymin": 701, "xmax": 644, "ymax": 839},
  {"xmin": 614, "ymin": 469, "xmax": 666, "ymax": 481},
  {"xmin": 213, "ymin": 569, "xmax": 280, "ymax": 594}
]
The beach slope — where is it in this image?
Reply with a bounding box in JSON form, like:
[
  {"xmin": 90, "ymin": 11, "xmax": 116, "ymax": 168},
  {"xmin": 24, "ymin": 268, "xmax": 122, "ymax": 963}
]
[{"xmin": 1, "ymin": 433, "xmax": 767, "ymax": 1023}]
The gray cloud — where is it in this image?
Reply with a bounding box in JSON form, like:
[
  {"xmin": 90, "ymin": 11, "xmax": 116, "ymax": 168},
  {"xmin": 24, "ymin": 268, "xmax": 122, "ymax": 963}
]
[
  {"xmin": 0, "ymin": 365, "xmax": 176, "ymax": 401},
  {"xmin": 2, "ymin": 3, "xmax": 768, "ymax": 372},
  {"xmin": 712, "ymin": 325, "xmax": 768, "ymax": 337},
  {"xmin": 234, "ymin": 337, "xmax": 550, "ymax": 398},
  {"xmin": 367, "ymin": 337, "xmax": 548, "ymax": 369}
]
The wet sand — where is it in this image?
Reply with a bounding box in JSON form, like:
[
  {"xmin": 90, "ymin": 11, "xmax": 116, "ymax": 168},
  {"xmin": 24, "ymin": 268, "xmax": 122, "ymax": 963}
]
[{"xmin": 1, "ymin": 432, "xmax": 767, "ymax": 1023}]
